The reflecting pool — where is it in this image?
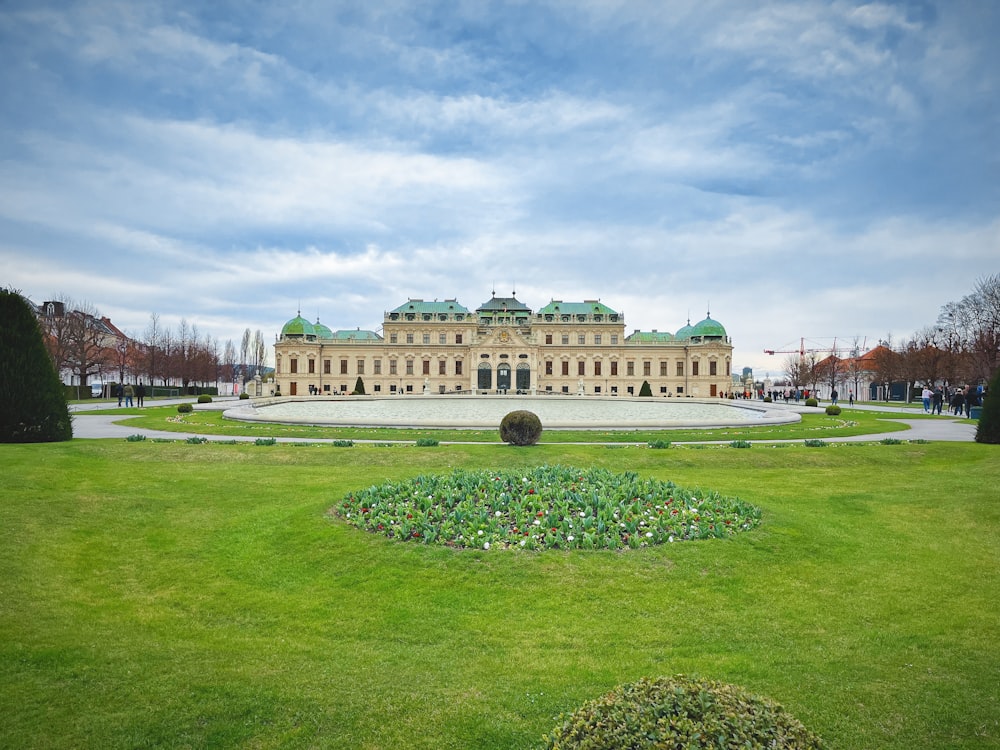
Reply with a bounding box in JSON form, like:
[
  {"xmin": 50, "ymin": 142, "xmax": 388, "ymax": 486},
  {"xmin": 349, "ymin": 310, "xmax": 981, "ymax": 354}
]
[{"xmin": 226, "ymin": 395, "xmax": 798, "ymax": 430}]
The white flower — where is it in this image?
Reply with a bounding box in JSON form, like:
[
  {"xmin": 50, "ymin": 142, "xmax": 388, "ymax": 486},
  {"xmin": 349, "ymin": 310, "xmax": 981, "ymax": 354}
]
[
  {"xmin": 579, "ymin": 511, "xmax": 586, "ymax": 517},
  {"xmin": 477, "ymin": 530, "xmax": 484, "ymax": 536},
  {"xmin": 520, "ymin": 540, "xmax": 526, "ymax": 546},
  {"xmin": 533, "ymin": 519, "xmax": 541, "ymax": 525},
  {"xmin": 495, "ymin": 511, "xmax": 502, "ymax": 516},
  {"xmin": 668, "ymin": 535, "xmax": 674, "ymax": 543},
  {"xmin": 645, "ymin": 532, "xmax": 653, "ymax": 538},
  {"xmin": 567, "ymin": 535, "xmax": 575, "ymax": 542},
  {"xmin": 483, "ymin": 542, "xmax": 490, "ymax": 550}
]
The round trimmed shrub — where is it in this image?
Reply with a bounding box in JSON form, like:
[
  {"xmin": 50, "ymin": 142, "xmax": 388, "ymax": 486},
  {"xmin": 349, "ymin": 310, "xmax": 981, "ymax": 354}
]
[
  {"xmin": 543, "ymin": 675, "xmax": 826, "ymax": 749},
  {"xmin": 975, "ymin": 367, "xmax": 1000, "ymax": 444},
  {"xmin": 805, "ymin": 397, "xmax": 819, "ymax": 407},
  {"xmin": 500, "ymin": 410, "xmax": 542, "ymax": 446},
  {"xmin": 197, "ymin": 394, "xmax": 212, "ymax": 403},
  {"xmin": 825, "ymin": 404, "xmax": 841, "ymax": 416},
  {"xmin": 239, "ymin": 392, "xmax": 250, "ymax": 400},
  {"xmin": 176, "ymin": 403, "xmax": 193, "ymax": 414}
]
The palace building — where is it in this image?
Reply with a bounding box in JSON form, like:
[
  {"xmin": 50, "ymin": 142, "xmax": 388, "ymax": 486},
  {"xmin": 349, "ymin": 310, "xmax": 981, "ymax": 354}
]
[{"xmin": 274, "ymin": 292, "xmax": 733, "ymax": 398}]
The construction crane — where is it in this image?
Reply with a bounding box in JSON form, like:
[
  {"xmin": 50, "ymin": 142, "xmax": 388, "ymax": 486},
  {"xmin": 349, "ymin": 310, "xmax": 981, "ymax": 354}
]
[{"xmin": 764, "ymin": 338, "xmax": 837, "ymax": 358}]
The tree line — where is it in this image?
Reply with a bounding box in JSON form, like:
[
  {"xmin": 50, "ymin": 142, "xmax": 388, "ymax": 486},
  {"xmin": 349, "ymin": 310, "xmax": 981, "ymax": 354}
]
[
  {"xmin": 38, "ymin": 294, "xmax": 268, "ymax": 391},
  {"xmin": 783, "ymin": 274, "xmax": 999, "ymax": 398}
]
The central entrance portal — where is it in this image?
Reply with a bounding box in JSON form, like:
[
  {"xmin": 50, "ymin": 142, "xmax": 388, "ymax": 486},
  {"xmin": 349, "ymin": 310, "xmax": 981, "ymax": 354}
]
[{"xmin": 497, "ymin": 363, "xmax": 511, "ymax": 390}]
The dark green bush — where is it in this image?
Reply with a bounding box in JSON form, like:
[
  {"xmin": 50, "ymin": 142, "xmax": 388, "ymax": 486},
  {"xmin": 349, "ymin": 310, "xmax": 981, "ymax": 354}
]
[
  {"xmin": 542, "ymin": 675, "xmax": 826, "ymax": 749},
  {"xmin": 975, "ymin": 368, "xmax": 1000, "ymax": 444},
  {"xmin": 825, "ymin": 404, "xmax": 841, "ymax": 415},
  {"xmin": 647, "ymin": 439, "xmax": 672, "ymax": 449},
  {"xmin": 177, "ymin": 403, "xmax": 193, "ymax": 414},
  {"xmin": 763, "ymin": 396, "xmax": 772, "ymax": 403},
  {"xmin": 254, "ymin": 437, "xmax": 276, "ymax": 446},
  {"xmin": 184, "ymin": 436, "xmax": 207, "ymax": 444},
  {"xmin": 414, "ymin": 437, "xmax": 439, "ymax": 447},
  {"xmin": 729, "ymin": 439, "xmax": 752, "ymax": 449},
  {"xmin": 239, "ymin": 392, "xmax": 250, "ymax": 400},
  {"xmin": 805, "ymin": 397, "xmax": 819, "ymax": 407},
  {"xmin": 332, "ymin": 439, "xmax": 354, "ymax": 447},
  {"xmin": 638, "ymin": 380, "xmax": 652, "ymax": 397},
  {"xmin": 197, "ymin": 394, "xmax": 212, "ymax": 403},
  {"xmin": 125, "ymin": 434, "xmax": 147, "ymax": 442},
  {"xmin": 499, "ymin": 410, "xmax": 542, "ymax": 446},
  {"xmin": 804, "ymin": 439, "xmax": 828, "ymax": 447},
  {"xmin": 352, "ymin": 376, "xmax": 366, "ymax": 395},
  {"xmin": 0, "ymin": 288, "xmax": 72, "ymax": 442}
]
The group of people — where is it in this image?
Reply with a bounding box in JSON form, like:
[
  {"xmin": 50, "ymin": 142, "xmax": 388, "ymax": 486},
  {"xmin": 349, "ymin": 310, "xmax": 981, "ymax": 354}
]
[
  {"xmin": 921, "ymin": 384, "xmax": 984, "ymax": 417},
  {"xmin": 115, "ymin": 382, "xmax": 147, "ymax": 408}
]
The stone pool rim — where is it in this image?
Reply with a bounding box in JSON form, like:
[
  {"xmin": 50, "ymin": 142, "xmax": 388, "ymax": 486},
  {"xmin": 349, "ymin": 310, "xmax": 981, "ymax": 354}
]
[{"xmin": 222, "ymin": 395, "xmax": 801, "ymax": 430}]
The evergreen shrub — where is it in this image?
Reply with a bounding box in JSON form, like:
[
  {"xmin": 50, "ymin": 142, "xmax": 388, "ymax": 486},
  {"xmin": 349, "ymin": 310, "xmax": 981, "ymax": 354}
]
[
  {"xmin": 239, "ymin": 392, "xmax": 250, "ymax": 399},
  {"xmin": 542, "ymin": 675, "xmax": 826, "ymax": 750},
  {"xmin": 763, "ymin": 396, "xmax": 772, "ymax": 402},
  {"xmin": 352, "ymin": 376, "xmax": 366, "ymax": 395},
  {"xmin": 825, "ymin": 404, "xmax": 841, "ymax": 415},
  {"xmin": 975, "ymin": 367, "xmax": 1000, "ymax": 444},
  {"xmin": 254, "ymin": 437, "xmax": 277, "ymax": 446},
  {"xmin": 638, "ymin": 380, "xmax": 653, "ymax": 397},
  {"xmin": 499, "ymin": 410, "xmax": 542, "ymax": 446},
  {"xmin": 197, "ymin": 394, "xmax": 212, "ymax": 403},
  {"xmin": 177, "ymin": 403, "xmax": 193, "ymax": 413},
  {"xmin": 805, "ymin": 397, "xmax": 819, "ymax": 407},
  {"xmin": 415, "ymin": 438, "xmax": 439, "ymax": 447},
  {"xmin": 647, "ymin": 439, "xmax": 671, "ymax": 449},
  {"xmin": 0, "ymin": 288, "xmax": 72, "ymax": 442}
]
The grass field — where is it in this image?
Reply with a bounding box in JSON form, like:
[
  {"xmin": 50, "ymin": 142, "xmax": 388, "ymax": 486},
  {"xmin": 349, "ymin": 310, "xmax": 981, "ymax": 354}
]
[{"xmin": 2, "ymin": 438, "xmax": 998, "ymax": 748}]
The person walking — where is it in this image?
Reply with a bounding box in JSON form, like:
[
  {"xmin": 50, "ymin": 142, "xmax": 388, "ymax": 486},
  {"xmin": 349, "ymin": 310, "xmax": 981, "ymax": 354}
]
[
  {"xmin": 921, "ymin": 386, "xmax": 933, "ymax": 413},
  {"xmin": 116, "ymin": 382, "xmax": 124, "ymax": 407},
  {"xmin": 124, "ymin": 383, "xmax": 134, "ymax": 408},
  {"xmin": 932, "ymin": 387, "xmax": 943, "ymax": 415},
  {"xmin": 136, "ymin": 382, "xmax": 146, "ymax": 408}
]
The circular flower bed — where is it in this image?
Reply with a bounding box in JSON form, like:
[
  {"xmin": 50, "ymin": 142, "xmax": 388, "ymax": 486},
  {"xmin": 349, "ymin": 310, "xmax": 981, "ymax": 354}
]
[{"xmin": 332, "ymin": 465, "xmax": 761, "ymax": 550}]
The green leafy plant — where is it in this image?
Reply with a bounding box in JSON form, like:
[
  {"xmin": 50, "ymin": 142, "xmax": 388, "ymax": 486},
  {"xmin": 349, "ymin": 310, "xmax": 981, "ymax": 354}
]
[
  {"xmin": 333, "ymin": 465, "xmax": 761, "ymax": 550},
  {"xmin": 975, "ymin": 367, "xmax": 1000, "ymax": 444},
  {"xmin": 177, "ymin": 403, "xmax": 193, "ymax": 414},
  {"xmin": 499, "ymin": 410, "xmax": 542, "ymax": 446},
  {"xmin": 825, "ymin": 404, "xmax": 841, "ymax": 416},
  {"xmin": 197, "ymin": 394, "xmax": 213, "ymax": 403},
  {"xmin": 805, "ymin": 397, "xmax": 819, "ymax": 407},
  {"xmin": 254, "ymin": 437, "xmax": 277, "ymax": 446},
  {"xmin": 0, "ymin": 288, "xmax": 72, "ymax": 443},
  {"xmin": 542, "ymin": 675, "xmax": 826, "ymax": 749},
  {"xmin": 415, "ymin": 437, "xmax": 439, "ymax": 447},
  {"xmin": 184, "ymin": 436, "xmax": 208, "ymax": 444},
  {"xmin": 125, "ymin": 434, "xmax": 147, "ymax": 442},
  {"xmin": 332, "ymin": 439, "xmax": 354, "ymax": 447},
  {"xmin": 647, "ymin": 439, "xmax": 672, "ymax": 449},
  {"xmin": 804, "ymin": 439, "xmax": 828, "ymax": 447},
  {"xmin": 729, "ymin": 439, "xmax": 752, "ymax": 449},
  {"xmin": 880, "ymin": 437, "xmax": 904, "ymax": 445}
]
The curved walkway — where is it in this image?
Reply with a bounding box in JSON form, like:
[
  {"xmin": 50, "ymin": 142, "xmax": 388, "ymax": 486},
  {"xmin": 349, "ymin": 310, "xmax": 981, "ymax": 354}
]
[{"xmin": 69, "ymin": 399, "xmax": 979, "ymax": 443}]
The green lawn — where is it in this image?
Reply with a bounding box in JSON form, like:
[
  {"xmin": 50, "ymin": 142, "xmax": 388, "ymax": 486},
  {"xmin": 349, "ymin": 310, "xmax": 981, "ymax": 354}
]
[{"xmin": 2, "ymin": 439, "xmax": 997, "ymax": 748}]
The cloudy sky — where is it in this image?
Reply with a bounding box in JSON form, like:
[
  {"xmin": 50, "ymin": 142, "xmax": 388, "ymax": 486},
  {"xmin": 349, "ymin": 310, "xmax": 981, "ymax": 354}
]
[{"xmin": 2, "ymin": 0, "xmax": 997, "ymax": 376}]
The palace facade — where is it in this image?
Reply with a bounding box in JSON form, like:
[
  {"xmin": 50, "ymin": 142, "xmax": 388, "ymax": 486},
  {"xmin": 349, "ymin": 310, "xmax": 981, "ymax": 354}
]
[{"xmin": 274, "ymin": 293, "xmax": 733, "ymax": 398}]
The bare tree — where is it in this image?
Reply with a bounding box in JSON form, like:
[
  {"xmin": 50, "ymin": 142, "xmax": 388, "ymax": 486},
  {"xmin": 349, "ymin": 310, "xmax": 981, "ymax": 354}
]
[
  {"xmin": 143, "ymin": 313, "xmax": 162, "ymax": 386},
  {"xmin": 62, "ymin": 300, "xmax": 112, "ymax": 388},
  {"xmin": 939, "ymin": 273, "xmax": 1000, "ymax": 384},
  {"xmin": 251, "ymin": 329, "xmax": 266, "ymax": 380},
  {"xmin": 221, "ymin": 339, "xmax": 237, "ymax": 391},
  {"xmin": 240, "ymin": 328, "xmax": 251, "ymax": 385}
]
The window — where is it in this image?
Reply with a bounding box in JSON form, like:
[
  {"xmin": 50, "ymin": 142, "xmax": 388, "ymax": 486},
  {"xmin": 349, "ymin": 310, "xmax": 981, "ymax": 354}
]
[
  {"xmin": 545, "ymin": 361, "xmax": 553, "ymax": 375},
  {"xmin": 406, "ymin": 360, "xmax": 414, "ymax": 375},
  {"xmin": 626, "ymin": 361, "xmax": 634, "ymax": 376},
  {"xmin": 561, "ymin": 361, "xmax": 569, "ymax": 376},
  {"xmin": 611, "ymin": 361, "xmax": 618, "ymax": 376},
  {"xmin": 423, "ymin": 334, "xmax": 430, "ymax": 345},
  {"xmin": 374, "ymin": 359, "xmax": 382, "ymax": 374},
  {"xmin": 676, "ymin": 362, "xmax": 684, "ymax": 376},
  {"xmin": 455, "ymin": 360, "xmax": 463, "ymax": 375},
  {"xmin": 290, "ymin": 358, "xmax": 298, "ymax": 374},
  {"xmin": 578, "ymin": 361, "xmax": 586, "ymax": 376},
  {"xmin": 422, "ymin": 360, "xmax": 430, "ymax": 375},
  {"xmin": 389, "ymin": 359, "xmax": 397, "ymax": 375},
  {"xmin": 455, "ymin": 334, "xmax": 463, "ymax": 344},
  {"xmin": 692, "ymin": 361, "xmax": 699, "ymax": 376},
  {"xmin": 439, "ymin": 333, "xmax": 446, "ymax": 345},
  {"xmin": 611, "ymin": 335, "xmax": 618, "ymax": 345},
  {"xmin": 643, "ymin": 361, "xmax": 651, "ymax": 376},
  {"xmin": 561, "ymin": 334, "xmax": 569, "ymax": 345},
  {"xmin": 660, "ymin": 361, "xmax": 668, "ymax": 376},
  {"xmin": 323, "ymin": 359, "xmax": 331, "ymax": 374},
  {"xmin": 406, "ymin": 333, "xmax": 414, "ymax": 344},
  {"xmin": 389, "ymin": 333, "xmax": 397, "ymax": 344},
  {"xmin": 545, "ymin": 334, "xmax": 552, "ymax": 344},
  {"xmin": 677, "ymin": 386, "xmax": 684, "ymax": 394},
  {"xmin": 710, "ymin": 361, "xmax": 717, "ymax": 376},
  {"xmin": 308, "ymin": 359, "xmax": 315, "ymax": 374},
  {"xmin": 340, "ymin": 359, "xmax": 348, "ymax": 374},
  {"xmin": 594, "ymin": 360, "xmax": 602, "ymax": 376},
  {"xmin": 594, "ymin": 334, "xmax": 601, "ymax": 345},
  {"xmin": 578, "ymin": 334, "xmax": 585, "ymax": 345},
  {"xmin": 357, "ymin": 359, "xmax": 365, "ymax": 375},
  {"xmin": 438, "ymin": 359, "xmax": 446, "ymax": 375}
]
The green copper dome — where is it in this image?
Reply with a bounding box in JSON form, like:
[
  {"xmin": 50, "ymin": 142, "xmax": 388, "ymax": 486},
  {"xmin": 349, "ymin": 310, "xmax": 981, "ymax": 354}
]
[
  {"xmin": 691, "ymin": 315, "xmax": 726, "ymax": 339},
  {"xmin": 675, "ymin": 321, "xmax": 695, "ymax": 340},
  {"xmin": 313, "ymin": 318, "xmax": 334, "ymax": 339},
  {"xmin": 281, "ymin": 314, "xmax": 316, "ymax": 338}
]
